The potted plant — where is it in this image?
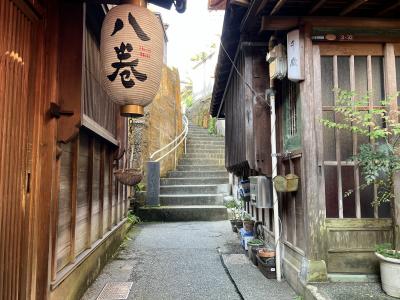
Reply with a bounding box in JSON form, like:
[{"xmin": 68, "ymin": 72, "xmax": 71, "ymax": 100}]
[
  {"xmin": 376, "ymin": 243, "xmax": 400, "ymax": 297},
  {"xmin": 243, "ymin": 213, "xmax": 255, "ymax": 232},
  {"xmin": 247, "ymin": 239, "xmax": 265, "ymax": 265},
  {"xmin": 321, "ymin": 90, "xmax": 400, "ymax": 298},
  {"xmin": 225, "ymin": 198, "xmax": 243, "ymax": 232}
]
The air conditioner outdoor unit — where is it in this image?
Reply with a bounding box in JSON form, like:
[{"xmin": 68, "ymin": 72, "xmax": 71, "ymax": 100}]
[{"xmin": 249, "ymin": 176, "xmax": 273, "ymax": 208}]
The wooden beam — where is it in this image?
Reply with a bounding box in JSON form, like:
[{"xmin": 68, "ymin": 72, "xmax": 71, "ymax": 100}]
[
  {"xmin": 241, "ymin": 0, "xmax": 263, "ymax": 32},
  {"xmin": 340, "ymin": 0, "xmax": 369, "ymax": 16},
  {"xmin": 260, "ymin": 16, "xmax": 400, "ymax": 32},
  {"xmin": 308, "ymin": 0, "xmax": 327, "ymax": 15},
  {"xmin": 270, "ymin": 0, "xmax": 287, "ymax": 15},
  {"xmin": 377, "ymin": 1, "xmax": 400, "ymax": 17},
  {"xmin": 256, "ymin": 0, "xmax": 269, "ymax": 15}
]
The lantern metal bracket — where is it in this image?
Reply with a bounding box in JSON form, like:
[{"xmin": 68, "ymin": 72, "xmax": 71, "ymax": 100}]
[{"xmin": 49, "ymin": 102, "xmax": 74, "ymax": 119}]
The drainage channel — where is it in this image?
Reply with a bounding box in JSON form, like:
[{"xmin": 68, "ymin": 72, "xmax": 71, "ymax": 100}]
[{"xmin": 217, "ymin": 248, "xmax": 245, "ymax": 300}]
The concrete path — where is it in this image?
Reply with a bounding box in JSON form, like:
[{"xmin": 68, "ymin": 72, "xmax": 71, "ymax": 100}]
[{"xmin": 81, "ymin": 221, "xmax": 297, "ymax": 300}]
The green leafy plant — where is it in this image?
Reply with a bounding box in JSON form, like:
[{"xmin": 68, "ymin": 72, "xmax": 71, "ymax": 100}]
[
  {"xmin": 376, "ymin": 243, "xmax": 400, "ymax": 259},
  {"xmin": 181, "ymin": 79, "xmax": 193, "ymax": 108},
  {"xmin": 225, "ymin": 199, "xmax": 241, "ymax": 220},
  {"xmin": 134, "ymin": 182, "xmax": 145, "ymax": 192},
  {"xmin": 127, "ymin": 211, "xmax": 141, "ymax": 225},
  {"xmin": 208, "ymin": 117, "xmax": 217, "ymax": 135},
  {"xmin": 321, "ymin": 90, "xmax": 400, "ymax": 206},
  {"xmin": 321, "ymin": 89, "xmax": 400, "ymax": 252}
]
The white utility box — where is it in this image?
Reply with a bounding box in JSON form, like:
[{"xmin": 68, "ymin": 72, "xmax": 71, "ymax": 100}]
[{"xmin": 249, "ymin": 176, "xmax": 273, "ymax": 208}]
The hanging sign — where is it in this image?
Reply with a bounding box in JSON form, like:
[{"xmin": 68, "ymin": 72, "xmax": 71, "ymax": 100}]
[
  {"xmin": 286, "ymin": 29, "xmax": 304, "ymax": 82},
  {"xmin": 101, "ymin": 4, "xmax": 164, "ymax": 117}
]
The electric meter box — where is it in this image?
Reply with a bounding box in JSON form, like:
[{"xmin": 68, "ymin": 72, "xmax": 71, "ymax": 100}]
[{"xmin": 249, "ymin": 176, "xmax": 273, "ymax": 208}]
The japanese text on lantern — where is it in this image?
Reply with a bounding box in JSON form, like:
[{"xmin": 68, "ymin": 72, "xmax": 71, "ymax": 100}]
[{"xmin": 107, "ymin": 12, "xmax": 150, "ymax": 88}]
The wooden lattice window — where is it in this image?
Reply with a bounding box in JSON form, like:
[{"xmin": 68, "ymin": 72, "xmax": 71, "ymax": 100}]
[
  {"xmin": 320, "ymin": 49, "xmax": 391, "ymax": 219},
  {"xmin": 283, "ymin": 80, "xmax": 301, "ymax": 151}
]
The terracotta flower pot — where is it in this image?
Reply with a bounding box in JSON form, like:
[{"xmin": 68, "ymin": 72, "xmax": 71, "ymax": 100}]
[{"xmin": 258, "ymin": 248, "xmax": 276, "ymax": 258}]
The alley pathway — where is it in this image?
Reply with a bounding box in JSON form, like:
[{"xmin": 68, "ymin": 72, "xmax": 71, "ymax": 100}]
[{"xmin": 81, "ymin": 221, "xmax": 296, "ymax": 300}]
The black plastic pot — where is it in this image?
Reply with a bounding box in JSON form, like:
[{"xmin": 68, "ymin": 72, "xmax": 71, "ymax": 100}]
[
  {"xmin": 230, "ymin": 220, "xmax": 238, "ymax": 232},
  {"xmin": 257, "ymin": 256, "xmax": 276, "ymax": 279},
  {"xmin": 248, "ymin": 244, "xmax": 262, "ymax": 266}
]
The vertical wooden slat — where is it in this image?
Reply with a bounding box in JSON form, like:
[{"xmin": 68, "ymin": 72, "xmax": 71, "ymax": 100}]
[
  {"xmin": 333, "ymin": 55, "xmax": 344, "ymax": 219},
  {"xmin": 367, "ymin": 55, "xmax": 379, "ymax": 218},
  {"xmin": 5, "ymin": 7, "xmax": 18, "ymax": 298},
  {"xmin": 51, "ymin": 156, "xmax": 61, "ymax": 281},
  {"xmin": 289, "ymin": 159, "xmax": 297, "ymax": 246},
  {"xmin": 108, "ymin": 152, "xmax": 113, "ymax": 230},
  {"xmin": 99, "ymin": 144, "xmax": 105, "ymax": 238},
  {"xmin": 70, "ymin": 137, "xmax": 79, "ymax": 262},
  {"xmin": 86, "ymin": 137, "xmax": 94, "ymax": 248},
  {"xmin": 350, "ymin": 55, "xmax": 362, "ymax": 218}
]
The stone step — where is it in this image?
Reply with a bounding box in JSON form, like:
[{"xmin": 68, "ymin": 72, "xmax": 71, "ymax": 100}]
[
  {"xmin": 160, "ymin": 177, "xmax": 229, "ymax": 185},
  {"xmin": 187, "ymin": 132, "xmax": 214, "ymax": 136},
  {"xmin": 138, "ymin": 205, "xmax": 228, "ymax": 222},
  {"xmin": 185, "ymin": 148, "xmax": 225, "ymax": 153},
  {"xmin": 176, "ymin": 164, "xmax": 225, "ymax": 171},
  {"xmin": 186, "ymin": 143, "xmax": 225, "ymax": 152},
  {"xmin": 187, "ymin": 135, "xmax": 224, "ymax": 140},
  {"xmin": 183, "ymin": 153, "xmax": 224, "ymax": 159},
  {"xmin": 159, "ymin": 193, "xmax": 223, "ymax": 205},
  {"xmin": 179, "ymin": 158, "xmax": 224, "ymax": 165},
  {"xmin": 187, "ymin": 141, "xmax": 225, "ymax": 145},
  {"xmin": 160, "ymin": 184, "xmax": 218, "ymax": 195},
  {"xmin": 167, "ymin": 170, "xmax": 228, "ymax": 178}
]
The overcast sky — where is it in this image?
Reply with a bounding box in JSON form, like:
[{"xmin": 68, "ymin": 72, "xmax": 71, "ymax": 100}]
[{"xmin": 149, "ymin": 0, "xmax": 224, "ymax": 81}]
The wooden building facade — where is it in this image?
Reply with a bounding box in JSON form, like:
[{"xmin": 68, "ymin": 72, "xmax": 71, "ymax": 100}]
[
  {"xmin": 211, "ymin": 0, "xmax": 400, "ymax": 295},
  {"xmin": 0, "ymin": 1, "xmax": 133, "ymax": 299}
]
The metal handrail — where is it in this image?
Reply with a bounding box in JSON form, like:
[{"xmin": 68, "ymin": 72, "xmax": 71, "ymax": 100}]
[{"xmin": 149, "ymin": 115, "xmax": 188, "ymax": 162}]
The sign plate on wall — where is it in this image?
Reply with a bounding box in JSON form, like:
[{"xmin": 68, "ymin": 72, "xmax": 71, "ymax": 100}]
[{"xmin": 287, "ymin": 29, "xmax": 304, "ymax": 82}]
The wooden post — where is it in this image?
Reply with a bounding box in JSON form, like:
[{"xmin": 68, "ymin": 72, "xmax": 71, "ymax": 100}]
[
  {"xmin": 384, "ymin": 43, "xmax": 400, "ymax": 250},
  {"xmin": 299, "ymin": 26, "xmax": 327, "ymax": 282}
]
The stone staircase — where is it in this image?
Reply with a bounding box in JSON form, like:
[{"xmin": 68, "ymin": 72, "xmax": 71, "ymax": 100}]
[{"xmin": 139, "ymin": 123, "xmax": 229, "ymax": 221}]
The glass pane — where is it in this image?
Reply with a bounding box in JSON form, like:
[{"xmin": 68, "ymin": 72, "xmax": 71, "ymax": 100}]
[
  {"xmin": 396, "ymin": 57, "xmax": 400, "ymax": 106},
  {"xmin": 342, "ymin": 166, "xmax": 356, "ymax": 218},
  {"xmin": 360, "ymin": 178, "xmax": 374, "ymax": 218},
  {"xmin": 338, "ymin": 113, "xmax": 353, "ymax": 161},
  {"xmin": 379, "ymin": 201, "xmax": 391, "ymax": 218},
  {"xmin": 337, "ymin": 56, "xmax": 350, "ymax": 92},
  {"xmin": 323, "ymin": 111, "xmax": 336, "ymax": 161},
  {"xmin": 355, "ymin": 56, "xmax": 368, "ymax": 98},
  {"xmin": 321, "ymin": 56, "xmax": 334, "ymax": 106},
  {"xmin": 325, "ymin": 166, "xmax": 338, "ymax": 218},
  {"xmin": 371, "ymin": 56, "xmax": 384, "ymax": 105}
]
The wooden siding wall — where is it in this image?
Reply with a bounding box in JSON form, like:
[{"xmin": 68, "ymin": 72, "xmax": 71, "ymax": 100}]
[
  {"xmin": 224, "ymin": 52, "xmax": 248, "ymax": 175},
  {"xmin": 52, "ymin": 129, "xmax": 127, "ymax": 281},
  {"xmin": 83, "ymin": 26, "xmax": 118, "ymax": 137},
  {"xmin": 224, "ymin": 47, "xmax": 271, "ymax": 175},
  {"xmin": 0, "ymin": 2, "xmax": 36, "ymax": 298}
]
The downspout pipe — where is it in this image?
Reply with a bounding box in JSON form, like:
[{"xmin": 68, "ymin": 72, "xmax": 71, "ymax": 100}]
[{"xmin": 265, "ymin": 86, "xmax": 282, "ymax": 282}]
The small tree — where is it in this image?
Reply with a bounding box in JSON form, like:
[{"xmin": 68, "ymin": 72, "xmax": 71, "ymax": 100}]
[{"xmin": 321, "ymin": 90, "xmax": 400, "ymax": 251}]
